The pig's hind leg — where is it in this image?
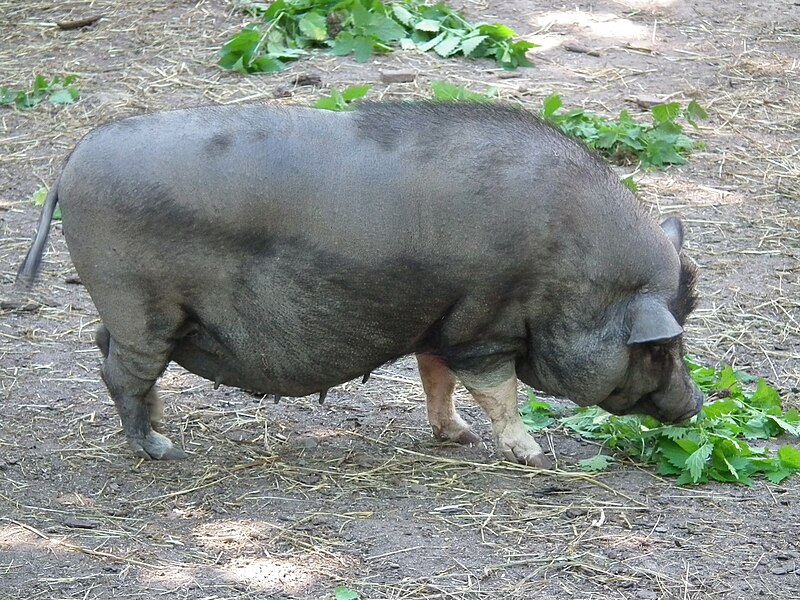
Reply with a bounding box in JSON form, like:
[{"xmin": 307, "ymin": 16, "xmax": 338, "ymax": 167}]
[
  {"xmin": 416, "ymin": 353, "xmax": 480, "ymax": 445},
  {"xmin": 95, "ymin": 322, "xmax": 186, "ymax": 460},
  {"xmin": 96, "ymin": 326, "xmax": 165, "ymax": 433}
]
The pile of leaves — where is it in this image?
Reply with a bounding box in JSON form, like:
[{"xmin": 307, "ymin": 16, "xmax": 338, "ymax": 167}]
[
  {"xmin": 0, "ymin": 74, "xmax": 79, "ymax": 109},
  {"xmin": 541, "ymin": 94, "xmax": 708, "ymax": 170},
  {"xmin": 522, "ymin": 359, "xmax": 800, "ymax": 485},
  {"xmin": 219, "ymin": 0, "xmax": 535, "ymax": 72}
]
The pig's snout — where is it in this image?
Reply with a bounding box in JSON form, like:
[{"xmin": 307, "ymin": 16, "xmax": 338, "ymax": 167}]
[{"xmin": 662, "ymin": 386, "xmax": 704, "ymax": 424}]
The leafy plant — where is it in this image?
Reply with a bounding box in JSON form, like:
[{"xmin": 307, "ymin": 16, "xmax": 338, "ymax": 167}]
[
  {"xmin": 523, "ymin": 359, "xmax": 800, "ymax": 485},
  {"xmin": 541, "ymin": 94, "xmax": 707, "ymax": 170},
  {"xmin": 430, "ymin": 80, "xmax": 496, "ymax": 102},
  {"xmin": 577, "ymin": 455, "xmax": 616, "ymax": 472},
  {"xmin": 219, "ymin": 0, "xmax": 536, "ymax": 72},
  {"xmin": 314, "ymin": 84, "xmax": 372, "ymax": 110},
  {"xmin": 0, "ymin": 74, "xmax": 80, "ymax": 109},
  {"xmin": 311, "ymin": 81, "xmax": 498, "ymax": 109},
  {"xmin": 324, "ymin": 587, "xmax": 359, "ymax": 600}
]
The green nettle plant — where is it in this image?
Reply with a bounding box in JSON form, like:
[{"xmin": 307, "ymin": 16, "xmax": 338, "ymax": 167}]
[
  {"xmin": 521, "ymin": 359, "xmax": 800, "ymax": 485},
  {"xmin": 0, "ymin": 74, "xmax": 80, "ymax": 109},
  {"xmin": 541, "ymin": 94, "xmax": 708, "ymax": 170},
  {"xmin": 219, "ymin": 0, "xmax": 536, "ymax": 72}
]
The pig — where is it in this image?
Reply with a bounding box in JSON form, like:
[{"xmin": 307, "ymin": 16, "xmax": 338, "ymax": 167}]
[{"xmin": 17, "ymin": 102, "xmax": 702, "ymax": 467}]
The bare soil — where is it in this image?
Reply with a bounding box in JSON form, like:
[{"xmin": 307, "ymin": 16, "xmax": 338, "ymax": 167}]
[{"xmin": 1, "ymin": 0, "xmax": 799, "ymax": 598}]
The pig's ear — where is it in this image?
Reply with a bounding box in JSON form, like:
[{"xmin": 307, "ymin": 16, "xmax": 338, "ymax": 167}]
[
  {"xmin": 627, "ymin": 298, "xmax": 683, "ymax": 345},
  {"xmin": 660, "ymin": 216, "xmax": 684, "ymax": 253}
]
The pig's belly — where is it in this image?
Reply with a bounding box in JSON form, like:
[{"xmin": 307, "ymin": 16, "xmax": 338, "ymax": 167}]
[
  {"xmin": 168, "ymin": 311, "xmax": 418, "ymax": 397},
  {"xmin": 167, "ymin": 249, "xmax": 464, "ymax": 395}
]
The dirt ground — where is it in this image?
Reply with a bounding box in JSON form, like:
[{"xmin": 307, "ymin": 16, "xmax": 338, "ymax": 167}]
[{"xmin": 1, "ymin": 0, "xmax": 799, "ymax": 598}]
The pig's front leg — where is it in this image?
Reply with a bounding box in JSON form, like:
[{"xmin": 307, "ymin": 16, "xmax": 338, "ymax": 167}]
[{"xmin": 455, "ymin": 361, "xmax": 552, "ymax": 468}]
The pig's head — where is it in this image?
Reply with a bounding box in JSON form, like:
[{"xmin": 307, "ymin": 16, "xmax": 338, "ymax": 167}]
[{"xmin": 519, "ymin": 217, "xmax": 702, "ymax": 423}]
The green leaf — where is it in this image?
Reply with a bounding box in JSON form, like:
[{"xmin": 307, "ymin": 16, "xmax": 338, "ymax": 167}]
[
  {"xmin": 658, "ymin": 439, "xmax": 691, "ymax": 470},
  {"xmin": 578, "ymin": 455, "xmax": 615, "ymax": 472},
  {"xmin": 314, "ymin": 95, "xmax": 345, "ymax": 111},
  {"xmin": 685, "ymin": 442, "xmax": 713, "ymax": 482},
  {"xmin": 520, "ymin": 396, "xmax": 555, "ymax": 432},
  {"xmin": 651, "ymin": 102, "xmax": 681, "ymax": 124},
  {"xmin": 352, "ymin": 36, "xmax": 375, "ymax": 62},
  {"xmin": 430, "ymin": 81, "xmax": 494, "ymax": 102},
  {"xmin": 742, "ymin": 414, "xmax": 775, "ymax": 440},
  {"xmin": 414, "ymin": 18, "xmax": 442, "ymax": 32},
  {"xmin": 0, "ymin": 87, "xmax": 15, "ymax": 105},
  {"xmin": 778, "ymin": 446, "xmax": 800, "ymax": 469},
  {"xmin": 331, "ymin": 31, "xmax": 356, "ymax": 56},
  {"xmin": 47, "ymin": 89, "xmax": 76, "ymax": 105},
  {"xmin": 542, "ymin": 94, "xmax": 562, "ymax": 118},
  {"xmin": 220, "ymin": 27, "xmax": 261, "ymax": 54},
  {"xmin": 676, "ymin": 470, "xmax": 707, "ymax": 485},
  {"xmin": 621, "ymin": 176, "xmax": 638, "ymax": 192},
  {"xmin": 458, "ymin": 34, "xmax": 487, "ymax": 57},
  {"xmin": 250, "ymin": 56, "xmax": 287, "ymax": 72},
  {"xmin": 765, "ymin": 468, "xmax": 794, "ymax": 484},
  {"xmin": 522, "ymin": 412, "xmax": 554, "ymax": 432},
  {"xmin": 391, "ymin": 4, "xmax": 414, "ymax": 26},
  {"xmin": 31, "ymin": 75, "xmax": 48, "ymax": 96},
  {"xmin": 365, "ymin": 12, "xmax": 406, "ymax": 43},
  {"xmin": 416, "ymin": 30, "xmax": 447, "ymax": 52},
  {"xmin": 298, "ymin": 12, "xmax": 328, "ymax": 41},
  {"xmin": 262, "ymin": 0, "xmax": 288, "ymax": 21},
  {"xmin": 434, "ymin": 34, "xmax": 461, "ymax": 57},
  {"xmin": 334, "ymin": 587, "xmax": 359, "ymax": 600},
  {"xmin": 478, "ymin": 22, "xmax": 517, "ymax": 40},
  {"xmin": 657, "ymin": 458, "xmax": 684, "ymax": 475},
  {"xmin": 31, "ymin": 187, "xmax": 49, "ymax": 208},
  {"xmin": 749, "ymin": 379, "xmax": 782, "ymax": 411},
  {"xmin": 314, "ymin": 85, "xmax": 370, "ymax": 111},
  {"xmin": 341, "ymin": 84, "xmax": 371, "ymax": 101},
  {"xmin": 683, "ymin": 99, "xmax": 708, "ymax": 127}
]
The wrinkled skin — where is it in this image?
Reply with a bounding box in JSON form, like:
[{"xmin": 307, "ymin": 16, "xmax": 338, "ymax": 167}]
[{"xmin": 18, "ymin": 102, "xmax": 701, "ymax": 466}]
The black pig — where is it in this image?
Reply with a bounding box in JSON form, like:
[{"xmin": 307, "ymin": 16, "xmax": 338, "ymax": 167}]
[{"xmin": 18, "ymin": 103, "xmax": 702, "ymax": 466}]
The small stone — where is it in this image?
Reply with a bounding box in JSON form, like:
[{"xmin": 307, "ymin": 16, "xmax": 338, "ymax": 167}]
[
  {"xmin": 380, "ymin": 70, "xmax": 416, "ymax": 84},
  {"xmin": 294, "ymin": 73, "xmax": 321, "ymax": 86},
  {"xmin": 564, "ymin": 43, "xmax": 602, "ymax": 57},
  {"xmin": 64, "ymin": 518, "xmax": 98, "ymax": 530},
  {"xmin": 300, "ymin": 437, "xmax": 319, "ymax": 449},
  {"xmin": 0, "ymin": 300, "xmax": 40, "ymax": 312}
]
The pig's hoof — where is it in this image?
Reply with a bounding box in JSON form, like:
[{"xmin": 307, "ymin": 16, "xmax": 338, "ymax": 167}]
[
  {"xmin": 497, "ymin": 430, "xmax": 551, "ymax": 468},
  {"xmin": 432, "ymin": 422, "xmax": 481, "ymax": 446},
  {"xmin": 129, "ymin": 431, "xmax": 188, "ymax": 460},
  {"xmin": 521, "ymin": 451, "xmax": 552, "ymax": 469}
]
